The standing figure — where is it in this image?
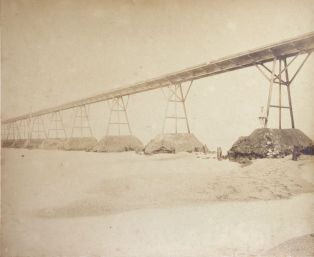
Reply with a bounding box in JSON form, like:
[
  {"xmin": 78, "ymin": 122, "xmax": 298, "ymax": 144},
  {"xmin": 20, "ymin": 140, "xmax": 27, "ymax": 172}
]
[
  {"xmin": 258, "ymin": 106, "xmax": 267, "ymax": 128},
  {"xmin": 217, "ymin": 147, "xmax": 222, "ymax": 160}
]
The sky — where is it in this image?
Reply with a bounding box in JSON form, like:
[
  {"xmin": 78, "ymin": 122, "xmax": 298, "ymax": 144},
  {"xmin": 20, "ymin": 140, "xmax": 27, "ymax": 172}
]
[{"xmin": 2, "ymin": 0, "xmax": 314, "ymax": 150}]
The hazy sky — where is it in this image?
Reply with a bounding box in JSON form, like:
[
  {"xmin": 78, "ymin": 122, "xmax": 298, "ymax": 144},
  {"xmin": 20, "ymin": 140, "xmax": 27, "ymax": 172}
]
[{"xmin": 2, "ymin": 0, "xmax": 314, "ymax": 149}]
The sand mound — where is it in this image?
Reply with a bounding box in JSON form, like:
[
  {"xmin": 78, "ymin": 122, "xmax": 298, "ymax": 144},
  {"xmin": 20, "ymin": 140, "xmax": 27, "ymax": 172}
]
[
  {"xmin": 144, "ymin": 133, "xmax": 205, "ymax": 154},
  {"xmin": 11, "ymin": 139, "xmax": 28, "ymax": 148},
  {"xmin": 261, "ymin": 234, "xmax": 314, "ymax": 257},
  {"xmin": 63, "ymin": 137, "xmax": 98, "ymax": 151},
  {"xmin": 24, "ymin": 139, "xmax": 45, "ymax": 149},
  {"xmin": 1, "ymin": 140, "xmax": 15, "ymax": 148},
  {"xmin": 40, "ymin": 138, "xmax": 67, "ymax": 150},
  {"xmin": 228, "ymin": 128, "xmax": 313, "ymax": 160},
  {"xmin": 93, "ymin": 135, "xmax": 144, "ymax": 152}
]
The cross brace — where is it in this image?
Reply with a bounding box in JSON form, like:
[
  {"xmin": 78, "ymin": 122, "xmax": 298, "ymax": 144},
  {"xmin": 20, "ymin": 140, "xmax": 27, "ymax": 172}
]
[
  {"xmin": 30, "ymin": 116, "xmax": 47, "ymax": 139},
  {"xmin": 17, "ymin": 119, "xmax": 31, "ymax": 139},
  {"xmin": 256, "ymin": 53, "xmax": 311, "ymax": 129},
  {"xmin": 5, "ymin": 121, "xmax": 21, "ymax": 140},
  {"xmin": 71, "ymin": 105, "xmax": 93, "ymax": 137},
  {"xmin": 48, "ymin": 111, "xmax": 67, "ymax": 138},
  {"xmin": 106, "ymin": 96, "xmax": 132, "ymax": 136},
  {"xmin": 162, "ymin": 81, "xmax": 193, "ymax": 134}
]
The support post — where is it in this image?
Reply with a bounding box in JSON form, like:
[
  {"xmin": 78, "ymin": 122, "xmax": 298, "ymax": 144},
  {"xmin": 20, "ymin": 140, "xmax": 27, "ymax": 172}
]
[
  {"xmin": 256, "ymin": 53, "xmax": 311, "ymax": 129},
  {"xmin": 278, "ymin": 59, "xmax": 282, "ymax": 130},
  {"xmin": 283, "ymin": 58, "xmax": 295, "ymax": 128},
  {"xmin": 48, "ymin": 111, "xmax": 67, "ymax": 138},
  {"xmin": 18, "ymin": 119, "xmax": 29, "ymax": 139},
  {"xmin": 265, "ymin": 59, "xmax": 276, "ymax": 128},
  {"xmin": 2, "ymin": 124, "xmax": 9, "ymax": 140},
  {"xmin": 71, "ymin": 105, "xmax": 93, "ymax": 137},
  {"xmin": 30, "ymin": 116, "xmax": 47, "ymax": 139},
  {"xmin": 5, "ymin": 123, "xmax": 11, "ymax": 140},
  {"xmin": 106, "ymin": 96, "xmax": 132, "ymax": 136},
  {"xmin": 162, "ymin": 81, "xmax": 192, "ymax": 134},
  {"xmin": 6, "ymin": 122, "xmax": 21, "ymax": 140}
]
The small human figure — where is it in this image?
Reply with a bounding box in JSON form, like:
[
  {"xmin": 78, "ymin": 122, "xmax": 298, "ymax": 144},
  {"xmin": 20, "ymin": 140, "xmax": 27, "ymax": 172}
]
[
  {"xmin": 292, "ymin": 145, "xmax": 301, "ymax": 161},
  {"xmin": 258, "ymin": 106, "xmax": 267, "ymax": 128},
  {"xmin": 217, "ymin": 147, "xmax": 222, "ymax": 160}
]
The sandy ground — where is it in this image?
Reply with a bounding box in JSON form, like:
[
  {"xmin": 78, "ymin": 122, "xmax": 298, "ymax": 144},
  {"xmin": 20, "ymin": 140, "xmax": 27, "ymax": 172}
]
[{"xmin": 1, "ymin": 149, "xmax": 314, "ymax": 257}]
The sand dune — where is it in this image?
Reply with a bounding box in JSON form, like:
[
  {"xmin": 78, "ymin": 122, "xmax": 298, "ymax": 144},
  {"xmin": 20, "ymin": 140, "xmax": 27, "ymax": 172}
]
[{"xmin": 1, "ymin": 149, "xmax": 313, "ymax": 256}]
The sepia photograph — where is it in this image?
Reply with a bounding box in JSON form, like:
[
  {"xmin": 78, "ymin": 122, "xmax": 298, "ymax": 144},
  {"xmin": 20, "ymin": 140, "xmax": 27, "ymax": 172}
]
[{"xmin": 1, "ymin": 0, "xmax": 314, "ymax": 256}]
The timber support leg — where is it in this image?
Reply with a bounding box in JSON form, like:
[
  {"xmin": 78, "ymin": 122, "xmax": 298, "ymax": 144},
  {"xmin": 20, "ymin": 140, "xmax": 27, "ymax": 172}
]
[
  {"xmin": 71, "ymin": 105, "xmax": 93, "ymax": 137},
  {"xmin": 106, "ymin": 96, "xmax": 132, "ymax": 136},
  {"xmin": 48, "ymin": 111, "xmax": 67, "ymax": 138},
  {"xmin": 256, "ymin": 53, "xmax": 311, "ymax": 129},
  {"xmin": 2, "ymin": 124, "xmax": 9, "ymax": 140},
  {"xmin": 17, "ymin": 119, "xmax": 30, "ymax": 139},
  {"xmin": 30, "ymin": 116, "xmax": 47, "ymax": 139},
  {"xmin": 6, "ymin": 121, "xmax": 21, "ymax": 140},
  {"xmin": 162, "ymin": 81, "xmax": 192, "ymax": 134}
]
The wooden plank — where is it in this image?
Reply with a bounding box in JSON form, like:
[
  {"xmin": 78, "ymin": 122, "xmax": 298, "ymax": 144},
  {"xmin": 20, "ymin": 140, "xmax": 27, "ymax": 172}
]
[{"xmin": 2, "ymin": 32, "xmax": 314, "ymax": 124}]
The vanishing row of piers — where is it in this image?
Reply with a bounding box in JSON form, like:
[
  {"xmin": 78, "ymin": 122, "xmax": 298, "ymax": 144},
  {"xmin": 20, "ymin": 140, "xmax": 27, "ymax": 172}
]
[
  {"xmin": 2, "ymin": 33, "xmax": 314, "ymax": 151},
  {"xmin": 2, "ymin": 82, "xmax": 192, "ymax": 142}
]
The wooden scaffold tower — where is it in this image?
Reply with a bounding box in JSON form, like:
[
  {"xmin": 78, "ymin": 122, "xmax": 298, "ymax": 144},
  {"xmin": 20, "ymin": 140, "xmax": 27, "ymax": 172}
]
[
  {"xmin": 106, "ymin": 96, "xmax": 132, "ymax": 136},
  {"xmin": 162, "ymin": 81, "xmax": 193, "ymax": 134},
  {"xmin": 30, "ymin": 116, "xmax": 47, "ymax": 139},
  {"xmin": 256, "ymin": 53, "xmax": 311, "ymax": 129},
  {"xmin": 6, "ymin": 121, "xmax": 21, "ymax": 140},
  {"xmin": 48, "ymin": 111, "xmax": 67, "ymax": 138},
  {"xmin": 71, "ymin": 105, "xmax": 93, "ymax": 137}
]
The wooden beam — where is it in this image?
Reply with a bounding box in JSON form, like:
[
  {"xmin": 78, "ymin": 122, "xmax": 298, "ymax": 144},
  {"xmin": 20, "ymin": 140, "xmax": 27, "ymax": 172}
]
[{"xmin": 2, "ymin": 32, "xmax": 314, "ymax": 124}]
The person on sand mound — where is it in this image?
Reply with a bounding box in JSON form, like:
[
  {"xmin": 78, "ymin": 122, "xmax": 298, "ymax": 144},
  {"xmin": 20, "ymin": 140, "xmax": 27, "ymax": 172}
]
[
  {"xmin": 292, "ymin": 145, "xmax": 301, "ymax": 161},
  {"xmin": 217, "ymin": 147, "xmax": 222, "ymax": 160}
]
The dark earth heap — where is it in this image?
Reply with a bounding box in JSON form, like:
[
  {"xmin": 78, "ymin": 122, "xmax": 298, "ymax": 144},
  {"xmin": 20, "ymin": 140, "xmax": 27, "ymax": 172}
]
[{"xmin": 228, "ymin": 128, "xmax": 314, "ymax": 160}]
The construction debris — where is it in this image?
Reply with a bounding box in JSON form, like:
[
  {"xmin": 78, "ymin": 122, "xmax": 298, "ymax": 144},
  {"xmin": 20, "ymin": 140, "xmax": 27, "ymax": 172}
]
[
  {"xmin": 228, "ymin": 128, "xmax": 314, "ymax": 160},
  {"xmin": 93, "ymin": 135, "xmax": 144, "ymax": 152},
  {"xmin": 144, "ymin": 133, "xmax": 205, "ymax": 154}
]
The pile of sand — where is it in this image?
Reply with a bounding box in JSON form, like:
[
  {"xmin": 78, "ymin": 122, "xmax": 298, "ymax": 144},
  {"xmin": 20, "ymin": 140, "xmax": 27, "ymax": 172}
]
[
  {"xmin": 144, "ymin": 133, "xmax": 205, "ymax": 154},
  {"xmin": 63, "ymin": 137, "xmax": 98, "ymax": 151},
  {"xmin": 11, "ymin": 139, "xmax": 28, "ymax": 148},
  {"xmin": 261, "ymin": 234, "xmax": 314, "ymax": 257},
  {"xmin": 93, "ymin": 135, "xmax": 144, "ymax": 152},
  {"xmin": 24, "ymin": 139, "xmax": 45, "ymax": 149},
  {"xmin": 1, "ymin": 140, "xmax": 15, "ymax": 148},
  {"xmin": 40, "ymin": 138, "xmax": 67, "ymax": 150},
  {"xmin": 228, "ymin": 128, "xmax": 313, "ymax": 160}
]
